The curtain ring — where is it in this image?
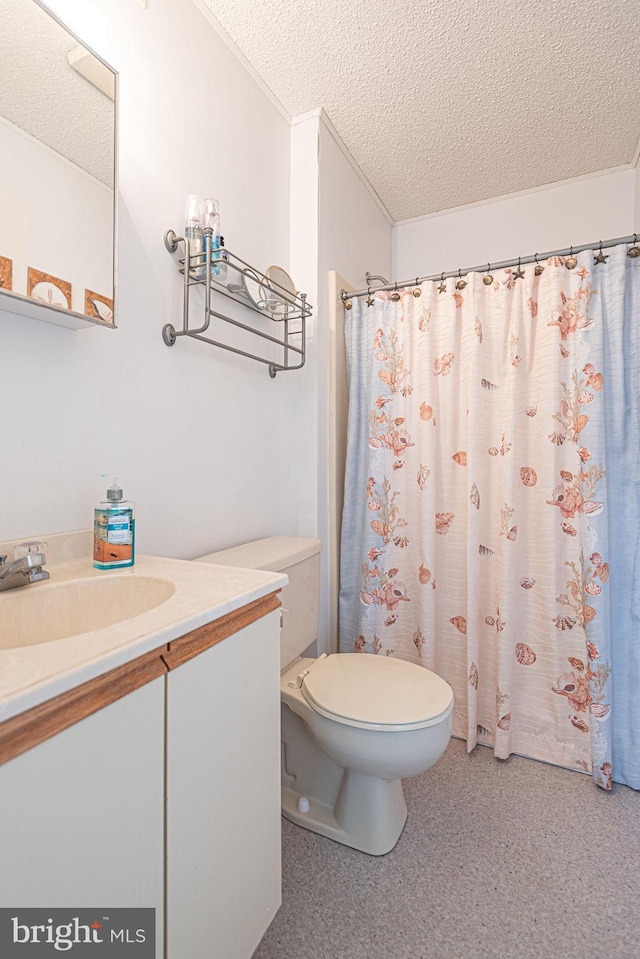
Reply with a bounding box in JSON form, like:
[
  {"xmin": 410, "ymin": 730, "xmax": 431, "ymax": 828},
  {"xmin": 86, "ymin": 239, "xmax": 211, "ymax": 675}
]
[
  {"xmin": 534, "ymin": 253, "xmax": 544, "ymax": 276},
  {"xmin": 366, "ymin": 286, "xmax": 374, "ymax": 306},
  {"xmin": 456, "ymin": 268, "xmax": 467, "ymax": 291},
  {"xmin": 391, "ymin": 281, "xmax": 401, "ymax": 302},
  {"xmin": 566, "ymin": 246, "xmax": 578, "ymax": 270},
  {"xmin": 483, "ymin": 262, "xmax": 493, "ymax": 286},
  {"xmin": 413, "ymin": 277, "xmax": 421, "ymax": 297}
]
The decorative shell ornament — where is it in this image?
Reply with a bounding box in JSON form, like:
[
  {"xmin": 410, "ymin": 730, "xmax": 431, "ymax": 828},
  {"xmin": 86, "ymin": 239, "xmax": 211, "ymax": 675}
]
[{"xmin": 413, "ymin": 286, "xmax": 421, "ymax": 297}]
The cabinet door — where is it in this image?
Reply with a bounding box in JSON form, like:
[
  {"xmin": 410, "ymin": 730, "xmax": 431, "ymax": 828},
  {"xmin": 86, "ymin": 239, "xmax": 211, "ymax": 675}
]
[
  {"xmin": 166, "ymin": 610, "xmax": 281, "ymax": 959},
  {"xmin": 0, "ymin": 678, "xmax": 165, "ymax": 955}
]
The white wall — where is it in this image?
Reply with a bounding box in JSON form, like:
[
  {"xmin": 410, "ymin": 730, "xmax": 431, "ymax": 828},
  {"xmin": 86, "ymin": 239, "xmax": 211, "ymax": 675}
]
[
  {"xmin": 393, "ymin": 169, "xmax": 636, "ymax": 280},
  {"xmin": 635, "ymin": 161, "xmax": 640, "ymax": 233},
  {"xmin": 0, "ymin": 0, "xmax": 313, "ymax": 558},
  {"xmin": 316, "ymin": 111, "xmax": 392, "ymax": 651},
  {"xmin": 0, "ymin": 116, "xmax": 112, "ymax": 315}
]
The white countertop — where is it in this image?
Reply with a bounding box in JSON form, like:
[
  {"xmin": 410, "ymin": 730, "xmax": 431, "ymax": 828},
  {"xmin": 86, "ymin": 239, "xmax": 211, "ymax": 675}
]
[{"xmin": 0, "ymin": 531, "xmax": 287, "ymax": 724}]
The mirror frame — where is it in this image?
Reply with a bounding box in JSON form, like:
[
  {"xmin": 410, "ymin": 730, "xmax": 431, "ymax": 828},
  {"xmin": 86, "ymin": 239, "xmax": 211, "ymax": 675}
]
[{"xmin": 0, "ymin": 0, "xmax": 118, "ymax": 331}]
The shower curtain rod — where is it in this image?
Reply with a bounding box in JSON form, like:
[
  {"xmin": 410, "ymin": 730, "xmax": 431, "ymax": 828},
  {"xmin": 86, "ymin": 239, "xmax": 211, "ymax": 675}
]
[{"xmin": 340, "ymin": 233, "xmax": 639, "ymax": 303}]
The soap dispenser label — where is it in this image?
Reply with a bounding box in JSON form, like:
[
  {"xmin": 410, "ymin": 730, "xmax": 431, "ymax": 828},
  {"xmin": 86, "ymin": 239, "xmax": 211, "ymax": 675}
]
[{"xmin": 94, "ymin": 509, "xmax": 135, "ymax": 568}]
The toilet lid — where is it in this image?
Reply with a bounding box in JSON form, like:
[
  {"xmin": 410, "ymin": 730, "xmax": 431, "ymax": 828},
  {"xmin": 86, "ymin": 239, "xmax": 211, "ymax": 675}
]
[{"xmin": 301, "ymin": 654, "xmax": 454, "ymax": 731}]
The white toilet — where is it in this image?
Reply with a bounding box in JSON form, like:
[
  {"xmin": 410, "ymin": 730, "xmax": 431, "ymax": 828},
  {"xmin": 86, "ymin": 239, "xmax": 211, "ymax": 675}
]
[{"xmin": 196, "ymin": 536, "xmax": 453, "ymax": 856}]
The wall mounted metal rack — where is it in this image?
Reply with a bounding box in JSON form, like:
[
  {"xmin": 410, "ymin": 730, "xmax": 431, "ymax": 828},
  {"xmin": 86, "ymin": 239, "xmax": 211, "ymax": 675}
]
[{"xmin": 163, "ymin": 228, "xmax": 311, "ymax": 377}]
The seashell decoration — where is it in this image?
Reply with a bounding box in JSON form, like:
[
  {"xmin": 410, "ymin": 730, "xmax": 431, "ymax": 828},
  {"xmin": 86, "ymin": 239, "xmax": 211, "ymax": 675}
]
[
  {"xmin": 418, "ymin": 564, "xmax": 432, "ymax": 585},
  {"xmin": 568, "ymin": 657, "xmax": 585, "ymax": 671},
  {"xmin": 481, "ymin": 378, "xmax": 499, "ymax": 391},
  {"xmin": 468, "ymin": 662, "xmax": 479, "ymax": 690},
  {"xmin": 515, "ymin": 643, "xmax": 537, "ymax": 666},
  {"xmin": 578, "ymin": 391, "xmax": 594, "ymax": 404},
  {"xmin": 590, "ymin": 702, "xmax": 611, "ymax": 719},
  {"xmin": 562, "ymin": 522, "xmax": 577, "ymax": 536},
  {"xmin": 485, "ymin": 616, "xmax": 495, "ymax": 626},
  {"xmin": 470, "ymin": 483, "xmax": 480, "ymax": 510},
  {"xmin": 497, "ymin": 713, "xmax": 511, "ymax": 731},
  {"xmin": 475, "ymin": 318, "xmax": 483, "ymax": 342},
  {"xmin": 575, "ymin": 413, "xmax": 589, "ymax": 433},
  {"xmin": 452, "ymin": 451, "xmax": 467, "ymax": 466},
  {"xmin": 570, "ymin": 716, "xmax": 589, "ymax": 733},
  {"xmin": 548, "ymin": 431, "xmax": 566, "ymax": 446},
  {"xmin": 520, "ymin": 576, "xmax": 536, "ymax": 589},
  {"xmin": 553, "ymin": 615, "xmax": 576, "ymax": 630},
  {"xmin": 420, "ymin": 402, "xmax": 433, "ymax": 421},
  {"xmin": 506, "ymin": 525, "xmax": 518, "ymax": 541},
  {"xmin": 488, "ymin": 447, "xmax": 499, "ymax": 456},
  {"xmin": 479, "ymin": 544, "xmax": 494, "ymax": 555},
  {"xmin": 583, "ymin": 501, "xmax": 604, "ymax": 515},
  {"xmin": 450, "ymin": 616, "xmax": 467, "ymax": 634},
  {"xmin": 524, "ymin": 406, "xmax": 538, "ymax": 416},
  {"xmin": 435, "ymin": 512, "xmax": 454, "ymax": 535},
  {"xmin": 584, "ymin": 581, "xmax": 602, "ymax": 595},
  {"xmin": 583, "ymin": 605, "xmax": 597, "ymax": 623},
  {"xmin": 560, "ymin": 469, "xmax": 573, "ymax": 481},
  {"xmin": 520, "ymin": 466, "xmax": 537, "ymax": 487}
]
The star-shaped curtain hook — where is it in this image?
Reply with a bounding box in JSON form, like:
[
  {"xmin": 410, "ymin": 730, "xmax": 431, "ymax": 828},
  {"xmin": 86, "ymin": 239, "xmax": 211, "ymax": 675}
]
[
  {"xmin": 513, "ymin": 257, "xmax": 525, "ymax": 280},
  {"xmin": 438, "ymin": 273, "xmax": 446, "ymax": 294}
]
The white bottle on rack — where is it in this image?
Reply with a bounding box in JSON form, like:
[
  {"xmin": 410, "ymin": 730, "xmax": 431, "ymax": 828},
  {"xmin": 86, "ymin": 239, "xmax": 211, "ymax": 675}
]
[{"xmin": 185, "ymin": 194, "xmax": 205, "ymax": 281}]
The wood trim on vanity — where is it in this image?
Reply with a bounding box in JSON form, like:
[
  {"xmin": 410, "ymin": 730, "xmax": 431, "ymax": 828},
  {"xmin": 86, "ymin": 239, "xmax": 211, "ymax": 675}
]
[
  {"xmin": 163, "ymin": 592, "xmax": 281, "ymax": 670},
  {"xmin": 0, "ymin": 590, "xmax": 281, "ymax": 766}
]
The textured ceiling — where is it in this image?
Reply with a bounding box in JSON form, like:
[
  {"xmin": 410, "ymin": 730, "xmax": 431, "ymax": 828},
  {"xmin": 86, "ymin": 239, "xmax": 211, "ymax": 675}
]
[
  {"xmin": 201, "ymin": 0, "xmax": 640, "ymax": 221},
  {"xmin": 0, "ymin": 0, "xmax": 115, "ymax": 187}
]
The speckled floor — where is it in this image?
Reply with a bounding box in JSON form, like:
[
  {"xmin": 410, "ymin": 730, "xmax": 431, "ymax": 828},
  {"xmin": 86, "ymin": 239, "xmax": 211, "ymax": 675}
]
[{"xmin": 253, "ymin": 739, "xmax": 640, "ymax": 959}]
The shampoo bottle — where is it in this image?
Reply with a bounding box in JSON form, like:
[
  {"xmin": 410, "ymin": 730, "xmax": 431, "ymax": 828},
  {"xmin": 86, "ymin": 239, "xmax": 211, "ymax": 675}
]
[
  {"xmin": 93, "ymin": 475, "xmax": 135, "ymax": 570},
  {"xmin": 203, "ymin": 197, "xmax": 221, "ymax": 278}
]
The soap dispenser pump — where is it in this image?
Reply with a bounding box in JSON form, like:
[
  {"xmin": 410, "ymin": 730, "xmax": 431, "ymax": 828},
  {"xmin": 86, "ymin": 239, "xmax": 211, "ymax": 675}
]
[{"xmin": 93, "ymin": 474, "xmax": 135, "ymax": 570}]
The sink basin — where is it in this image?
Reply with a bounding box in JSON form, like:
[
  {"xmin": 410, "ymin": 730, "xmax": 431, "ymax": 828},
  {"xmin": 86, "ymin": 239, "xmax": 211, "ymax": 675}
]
[{"xmin": 0, "ymin": 575, "xmax": 176, "ymax": 650}]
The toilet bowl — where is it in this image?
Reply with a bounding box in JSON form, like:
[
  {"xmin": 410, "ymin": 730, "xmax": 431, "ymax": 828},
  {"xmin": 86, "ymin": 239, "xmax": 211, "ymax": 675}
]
[{"xmin": 195, "ymin": 537, "xmax": 453, "ymax": 856}]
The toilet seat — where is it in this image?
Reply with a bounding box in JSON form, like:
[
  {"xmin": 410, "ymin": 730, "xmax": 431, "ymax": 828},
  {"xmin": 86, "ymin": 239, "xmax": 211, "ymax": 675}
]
[{"xmin": 301, "ymin": 654, "xmax": 453, "ymax": 732}]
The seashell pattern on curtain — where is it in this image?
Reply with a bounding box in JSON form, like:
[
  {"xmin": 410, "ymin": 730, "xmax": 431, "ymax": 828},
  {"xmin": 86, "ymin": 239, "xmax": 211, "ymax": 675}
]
[{"xmin": 339, "ymin": 245, "xmax": 640, "ymax": 789}]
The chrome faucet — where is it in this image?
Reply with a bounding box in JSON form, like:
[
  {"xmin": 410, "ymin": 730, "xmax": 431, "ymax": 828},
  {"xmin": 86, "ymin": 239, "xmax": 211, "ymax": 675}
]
[{"xmin": 0, "ymin": 541, "xmax": 50, "ymax": 592}]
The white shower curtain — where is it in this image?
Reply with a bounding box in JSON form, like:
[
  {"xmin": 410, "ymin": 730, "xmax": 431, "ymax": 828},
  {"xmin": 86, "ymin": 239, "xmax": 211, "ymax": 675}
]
[{"xmin": 339, "ymin": 246, "xmax": 640, "ymax": 788}]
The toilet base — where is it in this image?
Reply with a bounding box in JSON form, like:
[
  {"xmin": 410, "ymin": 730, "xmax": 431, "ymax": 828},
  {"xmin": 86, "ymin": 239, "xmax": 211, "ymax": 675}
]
[{"xmin": 282, "ymin": 769, "xmax": 408, "ymax": 856}]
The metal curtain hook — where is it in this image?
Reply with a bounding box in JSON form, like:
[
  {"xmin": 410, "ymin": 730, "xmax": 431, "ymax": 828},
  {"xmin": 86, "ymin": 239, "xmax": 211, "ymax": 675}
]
[
  {"xmin": 534, "ymin": 252, "xmax": 544, "ymax": 276},
  {"xmin": 483, "ymin": 262, "xmax": 493, "ymax": 286},
  {"xmin": 566, "ymin": 246, "xmax": 578, "ymax": 269},
  {"xmin": 413, "ymin": 278, "xmax": 421, "ymax": 297},
  {"xmin": 391, "ymin": 281, "xmax": 400, "ymax": 302}
]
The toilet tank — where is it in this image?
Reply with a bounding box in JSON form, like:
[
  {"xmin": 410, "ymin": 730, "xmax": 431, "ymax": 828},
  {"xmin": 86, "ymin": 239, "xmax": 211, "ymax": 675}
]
[{"xmin": 194, "ymin": 537, "xmax": 321, "ymax": 671}]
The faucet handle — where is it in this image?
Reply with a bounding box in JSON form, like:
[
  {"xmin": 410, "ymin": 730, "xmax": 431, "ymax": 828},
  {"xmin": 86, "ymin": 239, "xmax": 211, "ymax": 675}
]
[
  {"xmin": 13, "ymin": 541, "xmax": 47, "ymax": 564},
  {"xmin": 14, "ymin": 541, "xmax": 47, "ymax": 557},
  {"xmin": 0, "ymin": 555, "xmax": 7, "ymax": 566}
]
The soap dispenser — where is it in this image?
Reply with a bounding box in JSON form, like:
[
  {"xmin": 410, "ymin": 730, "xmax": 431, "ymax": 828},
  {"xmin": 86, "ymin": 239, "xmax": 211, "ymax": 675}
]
[{"xmin": 93, "ymin": 475, "xmax": 135, "ymax": 570}]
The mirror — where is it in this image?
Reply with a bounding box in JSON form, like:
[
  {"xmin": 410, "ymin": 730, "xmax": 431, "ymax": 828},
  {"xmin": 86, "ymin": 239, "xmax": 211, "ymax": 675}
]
[{"xmin": 0, "ymin": 0, "xmax": 116, "ymax": 329}]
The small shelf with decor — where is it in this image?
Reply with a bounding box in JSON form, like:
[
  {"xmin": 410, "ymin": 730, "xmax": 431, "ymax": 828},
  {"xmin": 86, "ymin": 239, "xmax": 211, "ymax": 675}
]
[{"xmin": 163, "ymin": 229, "xmax": 311, "ymax": 378}]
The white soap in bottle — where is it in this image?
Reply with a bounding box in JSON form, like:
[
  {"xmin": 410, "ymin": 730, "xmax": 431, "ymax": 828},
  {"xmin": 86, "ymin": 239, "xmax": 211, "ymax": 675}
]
[{"xmin": 93, "ymin": 475, "xmax": 135, "ymax": 570}]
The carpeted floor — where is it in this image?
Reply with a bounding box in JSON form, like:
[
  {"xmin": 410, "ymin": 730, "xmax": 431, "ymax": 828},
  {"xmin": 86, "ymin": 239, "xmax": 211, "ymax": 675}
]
[{"xmin": 253, "ymin": 738, "xmax": 640, "ymax": 959}]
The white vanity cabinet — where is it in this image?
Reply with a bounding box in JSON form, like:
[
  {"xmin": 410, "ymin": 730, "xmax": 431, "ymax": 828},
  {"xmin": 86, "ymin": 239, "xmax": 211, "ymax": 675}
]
[
  {"xmin": 0, "ymin": 678, "xmax": 165, "ymax": 941},
  {"xmin": 0, "ymin": 588, "xmax": 283, "ymax": 959},
  {"xmin": 165, "ymin": 608, "xmax": 282, "ymax": 959}
]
